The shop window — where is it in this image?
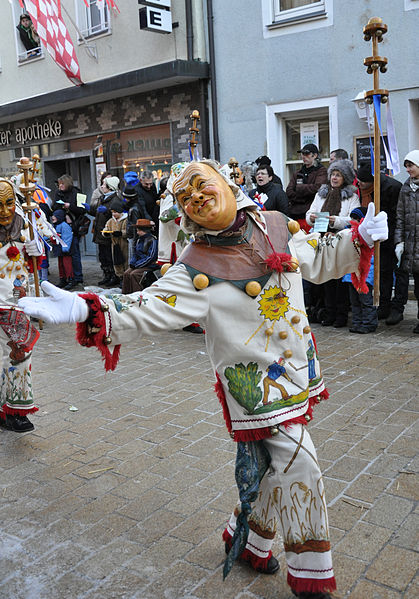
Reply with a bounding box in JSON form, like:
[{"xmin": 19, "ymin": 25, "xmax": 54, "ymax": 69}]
[
  {"xmin": 11, "ymin": 1, "xmax": 44, "ymax": 63},
  {"xmin": 266, "ymin": 97, "xmax": 338, "ymax": 186},
  {"xmin": 76, "ymin": 0, "xmax": 110, "ymax": 39},
  {"xmin": 272, "ymin": 0, "xmax": 326, "ymax": 24},
  {"xmin": 285, "ymin": 113, "xmax": 330, "ymax": 180}
]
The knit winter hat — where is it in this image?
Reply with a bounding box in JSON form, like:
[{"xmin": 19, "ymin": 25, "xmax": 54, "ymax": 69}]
[
  {"xmin": 124, "ymin": 171, "xmax": 140, "ymax": 187},
  {"xmin": 356, "ymin": 163, "xmax": 374, "ymax": 183},
  {"xmin": 350, "ymin": 206, "xmax": 367, "ymax": 221},
  {"xmin": 122, "ymin": 185, "xmax": 138, "ymax": 199},
  {"xmin": 110, "ymin": 197, "xmax": 125, "ymax": 213},
  {"xmin": 327, "ymin": 159, "xmax": 356, "ymax": 187},
  {"xmin": 52, "ymin": 209, "xmax": 66, "ymax": 224},
  {"xmin": 105, "ymin": 176, "xmax": 120, "ymax": 192},
  {"xmin": 403, "ymin": 150, "xmax": 419, "ymax": 168}
]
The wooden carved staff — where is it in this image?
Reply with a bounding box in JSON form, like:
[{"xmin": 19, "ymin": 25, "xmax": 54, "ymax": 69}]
[
  {"xmin": 228, "ymin": 157, "xmax": 241, "ymax": 185},
  {"xmin": 17, "ymin": 156, "xmax": 43, "ymax": 329},
  {"xmin": 363, "ymin": 16, "xmax": 388, "ymax": 306},
  {"xmin": 189, "ymin": 110, "xmax": 200, "ymax": 159}
]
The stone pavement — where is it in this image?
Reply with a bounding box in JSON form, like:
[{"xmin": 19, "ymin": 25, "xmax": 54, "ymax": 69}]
[{"xmin": 0, "ymin": 257, "xmax": 418, "ymax": 599}]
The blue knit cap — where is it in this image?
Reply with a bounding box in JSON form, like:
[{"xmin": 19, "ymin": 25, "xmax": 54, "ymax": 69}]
[{"xmin": 350, "ymin": 206, "xmax": 367, "ymax": 221}]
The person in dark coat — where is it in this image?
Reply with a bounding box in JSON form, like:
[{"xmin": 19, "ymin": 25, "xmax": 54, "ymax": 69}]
[
  {"xmin": 249, "ymin": 165, "xmax": 288, "ymax": 214},
  {"xmin": 137, "ymin": 171, "xmax": 159, "ymax": 232},
  {"xmin": 16, "ymin": 13, "xmax": 40, "ymax": 56},
  {"xmin": 52, "ymin": 174, "xmax": 86, "ymax": 287},
  {"xmin": 286, "ymin": 144, "xmax": 327, "ymax": 232},
  {"xmin": 122, "ymin": 219, "xmax": 158, "ymax": 294},
  {"xmin": 255, "ymin": 155, "xmax": 283, "ymax": 186},
  {"xmin": 356, "ymin": 163, "xmax": 402, "ymax": 319},
  {"xmin": 386, "ymin": 150, "xmax": 419, "ymax": 332}
]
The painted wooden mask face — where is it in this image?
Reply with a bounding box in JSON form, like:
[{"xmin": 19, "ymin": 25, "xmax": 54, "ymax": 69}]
[
  {"xmin": 0, "ymin": 180, "xmax": 16, "ymax": 227},
  {"xmin": 173, "ymin": 163, "xmax": 237, "ymax": 231}
]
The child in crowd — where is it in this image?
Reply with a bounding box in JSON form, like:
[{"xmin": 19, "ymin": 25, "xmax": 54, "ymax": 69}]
[
  {"xmin": 50, "ymin": 209, "xmax": 74, "ymax": 290},
  {"xmin": 122, "ymin": 219, "xmax": 158, "ymax": 294},
  {"xmin": 103, "ymin": 197, "xmax": 128, "ymax": 287},
  {"xmin": 343, "ymin": 206, "xmax": 378, "ymax": 333}
]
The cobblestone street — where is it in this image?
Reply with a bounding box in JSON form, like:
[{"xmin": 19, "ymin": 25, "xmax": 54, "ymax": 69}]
[{"xmin": 0, "ymin": 258, "xmax": 418, "ymax": 599}]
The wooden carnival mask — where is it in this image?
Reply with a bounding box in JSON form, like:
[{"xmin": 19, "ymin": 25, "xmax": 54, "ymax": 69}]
[
  {"xmin": 173, "ymin": 162, "xmax": 237, "ymax": 231},
  {"xmin": 0, "ymin": 179, "xmax": 16, "ymax": 227}
]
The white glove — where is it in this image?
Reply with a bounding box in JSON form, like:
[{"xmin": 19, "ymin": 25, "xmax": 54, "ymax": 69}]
[
  {"xmin": 18, "ymin": 281, "xmax": 89, "ymax": 325},
  {"xmin": 24, "ymin": 239, "xmax": 43, "ymax": 257},
  {"xmin": 358, "ymin": 202, "xmax": 388, "ymax": 247},
  {"xmin": 395, "ymin": 242, "xmax": 404, "ymax": 267}
]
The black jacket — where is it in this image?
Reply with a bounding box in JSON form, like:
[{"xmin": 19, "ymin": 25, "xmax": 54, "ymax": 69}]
[
  {"xmin": 249, "ymin": 181, "xmax": 289, "ymax": 215},
  {"xmin": 137, "ymin": 183, "xmax": 159, "ymax": 224},
  {"xmin": 52, "ymin": 186, "xmax": 86, "ymax": 236}
]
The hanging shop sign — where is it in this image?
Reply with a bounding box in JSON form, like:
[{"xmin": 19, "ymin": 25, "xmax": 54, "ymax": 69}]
[
  {"xmin": 0, "ymin": 119, "xmax": 63, "ymax": 147},
  {"xmin": 138, "ymin": 0, "xmax": 172, "ymax": 34}
]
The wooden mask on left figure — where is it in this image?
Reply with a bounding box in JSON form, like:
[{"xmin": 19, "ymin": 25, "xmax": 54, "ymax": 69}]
[{"xmin": 0, "ymin": 179, "xmax": 16, "ymax": 227}]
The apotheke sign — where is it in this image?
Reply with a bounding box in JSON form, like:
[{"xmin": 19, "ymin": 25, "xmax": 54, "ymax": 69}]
[{"xmin": 0, "ymin": 119, "xmax": 62, "ymax": 147}]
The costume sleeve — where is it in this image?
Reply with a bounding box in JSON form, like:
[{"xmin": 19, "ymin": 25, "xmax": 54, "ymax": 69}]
[
  {"xmin": 292, "ymin": 226, "xmax": 372, "ymax": 286},
  {"xmin": 76, "ymin": 263, "xmax": 209, "ymax": 368}
]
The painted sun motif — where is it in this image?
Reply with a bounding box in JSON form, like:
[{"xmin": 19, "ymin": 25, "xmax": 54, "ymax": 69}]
[{"xmin": 258, "ymin": 286, "xmax": 290, "ymax": 321}]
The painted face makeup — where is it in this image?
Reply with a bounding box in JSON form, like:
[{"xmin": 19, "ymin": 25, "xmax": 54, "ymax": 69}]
[{"xmin": 173, "ymin": 163, "xmax": 237, "ymax": 231}]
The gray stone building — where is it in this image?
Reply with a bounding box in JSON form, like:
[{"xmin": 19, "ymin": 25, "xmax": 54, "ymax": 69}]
[{"xmin": 210, "ymin": 0, "xmax": 419, "ymax": 186}]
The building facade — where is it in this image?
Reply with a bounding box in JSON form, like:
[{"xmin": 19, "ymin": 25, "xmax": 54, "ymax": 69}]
[
  {"xmin": 0, "ymin": 0, "xmax": 209, "ymax": 205},
  {"xmin": 211, "ymin": 0, "xmax": 419, "ymax": 185}
]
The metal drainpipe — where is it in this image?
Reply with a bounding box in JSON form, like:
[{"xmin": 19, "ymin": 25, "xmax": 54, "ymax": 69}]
[
  {"xmin": 206, "ymin": 0, "xmax": 220, "ymax": 161},
  {"xmin": 185, "ymin": 0, "xmax": 193, "ymax": 60}
]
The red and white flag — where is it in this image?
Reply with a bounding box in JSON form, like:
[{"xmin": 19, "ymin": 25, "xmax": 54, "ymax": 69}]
[{"xmin": 19, "ymin": 0, "xmax": 83, "ymax": 86}]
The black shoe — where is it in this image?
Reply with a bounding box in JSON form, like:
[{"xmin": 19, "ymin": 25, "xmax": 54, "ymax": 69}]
[
  {"xmin": 333, "ymin": 320, "xmax": 347, "ymax": 328},
  {"xmin": 63, "ymin": 280, "xmax": 77, "ymax": 290},
  {"xmin": 349, "ymin": 326, "xmax": 362, "ymax": 333},
  {"xmin": 224, "ymin": 542, "xmax": 279, "ymax": 575},
  {"xmin": 358, "ymin": 326, "xmax": 376, "ymax": 334},
  {"xmin": 292, "ymin": 591, "xmax": 332, "ymax": 599},
  {"xmin": 57, "ymin": 279, "xmax": 67, "ymax": 288},
  {"xmin": 105, "ymin": 276, "xmax": 120, "ymax": 287},
  {"xmin": 377, "ymin": 305, "xmax": 391, "ymax": 320},
  {"xmin": 0, "ymin": 414, "xmax": 34, "ymax": 432},
  {"xmin": 413, "ymin": 322, "xmax": 419, "ymax": 334},
  {"xmin": 321, "ymin": 319, "xmax": 334, "ymax": 327},
  {"xmin": 386, "ymin": 311, "xmax": 403, "ymax": 325},
  {"xmin": 183, "ymin": 324, "xmax": 204, "ymax": 334},
  {"xmin": 98, "ymin": 275, "xmax": 113, "ymax": 286}
]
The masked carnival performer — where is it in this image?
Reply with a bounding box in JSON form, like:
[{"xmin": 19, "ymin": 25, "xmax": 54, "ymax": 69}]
[
  {"xmin": 19, "ymin": 160, "xmax": 388, "ymax": 597},
  {"xmin": 0, "ymin": 178, "xmax": 51, "ymax": 432}
]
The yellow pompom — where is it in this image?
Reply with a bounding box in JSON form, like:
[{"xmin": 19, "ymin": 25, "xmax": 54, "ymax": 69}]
[
  {"xmin": 291, "ymin": 315, "xmax": 300, "ymax": 324},
  {"xmin": 303, "ymin": 325, "xmax": 311, "ymax": 334},
  {"xmin": 0, "ymin": 273, "xmax": 5, "ymax": 279},
  {"xmin": 278, "ymin": 331, "xmax": 288, "ymax": 339},
  {"xmin": 160, "ymin": 263, "xmax": 172, "ymax": 276},
  {"xmin": 287, "ymin": 220, "xmax": 300, "ymax": 235},
  {"xmin": 265, "ymin": 326, "xmax": 274, "ymax": 337},
  {"xmin": 245, "ymin": 281, "xmax": 261, "ymax": 297},
  {"xmin": 283, "ymin": 349, "xmax": 293, "ymax": 359},
  {"xmin": 288, "ymin": 257, "xmax": 299, "ymax": 271},
  {"xmin": 20, "ymin": 235, "xmax": 26, "ymax": 243},
  {"xmin": 193, "ymin": 273, "xmax": 209, "ymax": 290}
]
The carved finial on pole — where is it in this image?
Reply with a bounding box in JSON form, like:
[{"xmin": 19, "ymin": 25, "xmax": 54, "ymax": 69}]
[
  {"xmin": 363, "ymin": 16, "xmax": 388, "ymax": 306},
  {"xmin": 188, "ymin": 110, "xmax": 200, "ymax": 160}
]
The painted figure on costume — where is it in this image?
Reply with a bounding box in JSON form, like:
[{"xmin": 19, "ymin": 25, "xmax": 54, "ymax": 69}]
[{"xmin": 18, "ymin": 159, "xmax": 388, "ymax": 598}]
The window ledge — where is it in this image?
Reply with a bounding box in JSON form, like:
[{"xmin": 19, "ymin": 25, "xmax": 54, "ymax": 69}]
[
  {"xmin": 18, "ymin": 52, "xmax": 45, "ymax": 66},
  {"xmin": 268, "ymin": 9, "xmax": 327, "ymax": 29},
  {"xmin": 77, "ymin": 28, "xmax": 111, "ymax": 43}
]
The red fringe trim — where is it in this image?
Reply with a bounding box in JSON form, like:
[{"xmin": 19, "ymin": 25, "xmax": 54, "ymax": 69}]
[
  {"xmin": 233, "ymin": 427, "xmax": 272, "ymax": 442},
  {"xmin": 223, "ymin": 529, "xmax": 273, "ymax": 571},
  {"xmin": 350, "ymin": 220, "xmax": 374, "ymax": 294},
  {"xmin": 76, "ymin": 293, "xmax": 121, "ymax": 372},
  {"xmin": 287, "ymin": 572, "xmax": 337, "ymax": 594},
  {"xmin": 265, "ymin": 252, "xmax": 294, "ymax": 273},
  {"xmin": 0, "ymin": 405, "xmax": 38, "ymax": 418},
  {"xmin": 215, "ymin": 372, "xmax": 232, "ymax": 433}
]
